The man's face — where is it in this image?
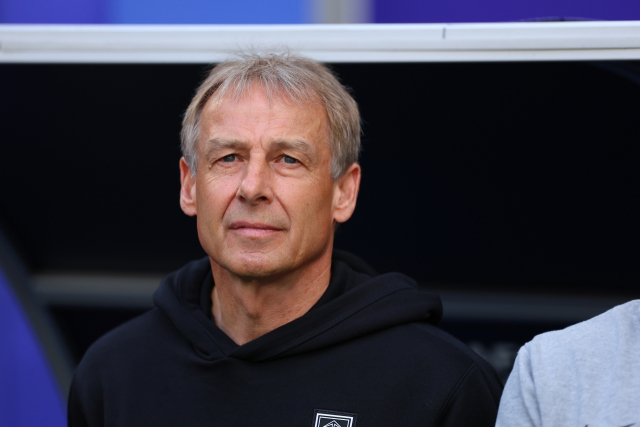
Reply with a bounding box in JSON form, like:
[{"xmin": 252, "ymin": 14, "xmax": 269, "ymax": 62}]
[{"xmin": 180, "ymin": 86, "xmax": 359, "ymax": 280}]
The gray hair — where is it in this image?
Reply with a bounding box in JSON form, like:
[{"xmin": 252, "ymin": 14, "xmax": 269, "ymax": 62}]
[{"xmin": 180, "ymin": 52, "xmax": 361, "ymax": 180}]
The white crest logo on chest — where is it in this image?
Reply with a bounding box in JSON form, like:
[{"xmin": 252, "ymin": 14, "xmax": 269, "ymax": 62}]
[{"xmin": 313, "ymin": 410, "xmax": 357, "ymax": 427}]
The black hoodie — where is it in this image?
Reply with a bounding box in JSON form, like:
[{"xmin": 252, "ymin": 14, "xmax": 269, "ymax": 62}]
[{"xmin": 68, "ymin": 251, "xmax": 502, "ymax": 427}]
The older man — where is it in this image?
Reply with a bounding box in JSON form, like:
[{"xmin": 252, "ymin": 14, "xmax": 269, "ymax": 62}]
[{"xmin": 68, "ymin": 53, "xmax": 502, "ymax": 427}]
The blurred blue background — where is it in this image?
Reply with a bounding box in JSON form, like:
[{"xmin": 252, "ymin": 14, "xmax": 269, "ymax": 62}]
[
  {"xmin": 1, "ymin": 0, "xmax": 640, "ymax": 24},
  {"xmin": 0, "ymin": 274, "xmax": 65, "ymax": 427}
]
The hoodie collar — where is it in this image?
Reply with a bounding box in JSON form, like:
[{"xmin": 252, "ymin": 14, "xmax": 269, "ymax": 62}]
[{"xmin": 153, "ymin": 252, "xmax": 442, "ymax": 362}]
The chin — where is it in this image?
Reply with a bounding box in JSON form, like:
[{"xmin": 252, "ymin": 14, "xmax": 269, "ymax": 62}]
[{"xmin": 222, "ymin": 251, "xmax": 292, "ymax": 280}]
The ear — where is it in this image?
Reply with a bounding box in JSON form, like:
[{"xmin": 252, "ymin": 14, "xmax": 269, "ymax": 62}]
[
  {"xmin": 333, "ymin": 163, "xmax": 361, "ymax": 224},
  {"xmin": 179, "ymin": 157, "xmax": 197, "ymax": 216}
]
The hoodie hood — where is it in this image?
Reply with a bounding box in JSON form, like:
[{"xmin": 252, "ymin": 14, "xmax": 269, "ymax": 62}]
[{"xmin": 153, "ymin": 251, "xmax": 442, "ymax": 362}]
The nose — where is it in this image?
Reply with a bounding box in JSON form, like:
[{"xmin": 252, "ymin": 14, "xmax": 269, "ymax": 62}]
[{"xmin": 237, "ymin": 157, "xmax": 273, "ymax": 205}]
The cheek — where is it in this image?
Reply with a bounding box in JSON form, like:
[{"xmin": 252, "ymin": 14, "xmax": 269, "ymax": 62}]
[
  {"xmin": 288, "ymin": 180, "xmax": 335, "ymax": 224},
  {"xmin": 196, "ymin": 177, "xmax": 239, "ymax": 220}
]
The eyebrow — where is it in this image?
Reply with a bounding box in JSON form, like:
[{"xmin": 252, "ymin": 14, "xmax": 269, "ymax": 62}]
[
  {"xmin": 205, "ymin": 138, "xmax": 315, "ymax": 156},
  {"xmin": 269, "ymin": 139, "xmax": 314, "ymax": 154},
  {"xmin": 204, "ymin": 138, "xmax": 250, "ymax": 154}
]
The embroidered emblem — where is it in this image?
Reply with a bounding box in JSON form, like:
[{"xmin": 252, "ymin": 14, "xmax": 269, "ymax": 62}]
[{"xmin": 313, "ymin": 409, "xmax": 357, "ymax": 427}]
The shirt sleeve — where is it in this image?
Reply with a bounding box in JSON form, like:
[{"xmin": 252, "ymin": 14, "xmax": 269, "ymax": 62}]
[{"xmin": 495, "ymin": 345, "xmax": 541, "ymax": 427}]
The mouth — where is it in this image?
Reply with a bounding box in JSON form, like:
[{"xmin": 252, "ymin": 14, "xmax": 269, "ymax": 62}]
[{"xmin": 229, "ymin": 221, "xmax": 282, "ymax": 238}]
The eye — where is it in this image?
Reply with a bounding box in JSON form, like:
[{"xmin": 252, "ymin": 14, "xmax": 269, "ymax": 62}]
[
  {"xmin": 221, "ymin": 154, "xmax": 237, "ymax": 162},
  {"xmin": 283, "ymin": 155, "xmax": 298, "ymax": 164}
]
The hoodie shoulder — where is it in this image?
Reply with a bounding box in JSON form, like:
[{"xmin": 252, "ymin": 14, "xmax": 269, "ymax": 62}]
[
  {"xmin": 69, "ymin": 308, "xmax": 179, "ymax": 426},
  {"xmin": 407, "ymin": 323, "xmax": 503, "ymax": 426},
  {"xmin": 75, "ymin": 308, "xmax": 175, "ymax": 375},
  {"xmin": 410, "ymin": 322, "xmax": 503, "ymax": 386}
]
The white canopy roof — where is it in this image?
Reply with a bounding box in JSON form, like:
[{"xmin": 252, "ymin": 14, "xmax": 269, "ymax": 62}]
[{"xmin": 1, "ymin": 21, "xmax": 640, "ymax": 63}]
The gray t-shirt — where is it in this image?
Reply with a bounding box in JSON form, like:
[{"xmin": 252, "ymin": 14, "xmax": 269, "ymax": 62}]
[{"xmin": 496, "ymin": 300, "xmax": 640, "ymax": 427}]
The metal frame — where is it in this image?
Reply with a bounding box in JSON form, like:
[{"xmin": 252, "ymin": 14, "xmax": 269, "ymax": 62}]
[
  {"xmin": 1, "ymin": 21, "xmax": 640, "ymax": 63},
  {"xmin": 33, "ymin": 273, "xmax": 629, "ymax": 324}
]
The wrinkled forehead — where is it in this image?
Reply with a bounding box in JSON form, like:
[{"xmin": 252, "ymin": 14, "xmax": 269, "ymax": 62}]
[
  {"xmin": 198, "ymin": 80, "xmax": 331, "ymax": 142},
  {"xmin": 204, "ymin": 79, "xmax": 323, "ymax": 116}
]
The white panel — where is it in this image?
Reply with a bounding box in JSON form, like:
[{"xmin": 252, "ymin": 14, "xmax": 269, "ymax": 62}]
[{"xmin": 1, "ymin": 21, "xmax": 639, "ymax": 63}]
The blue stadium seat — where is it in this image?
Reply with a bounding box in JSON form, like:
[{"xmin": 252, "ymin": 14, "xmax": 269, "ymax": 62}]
[{"xmin": 0, "ymin": 231, "xmax": 70, "ymax": 427}]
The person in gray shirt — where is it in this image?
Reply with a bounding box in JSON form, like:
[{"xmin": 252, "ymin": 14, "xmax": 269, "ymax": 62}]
[{"xmin": 496, "ymin": 300, "xmax": 640, "ymax": 427}]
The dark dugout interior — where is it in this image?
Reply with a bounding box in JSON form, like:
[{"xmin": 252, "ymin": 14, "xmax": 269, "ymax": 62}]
[{"xmin": 1, "ymin": 61, "xmax": 639, "ymax": 376}]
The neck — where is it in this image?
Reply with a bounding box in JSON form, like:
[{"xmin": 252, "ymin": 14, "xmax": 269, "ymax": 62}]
[{"xmin": 210, "ymin": 252, "xmax": 332, "ymax": 346}]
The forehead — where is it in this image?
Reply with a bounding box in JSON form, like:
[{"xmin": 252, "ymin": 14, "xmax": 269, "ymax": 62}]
[
  {"xmin": 200, "ymin": 85, "xmax": 330, "ymax": 140},
  {"xmin": 205, "ymin": 79, "xmax": 321, "ymax": 112}
]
